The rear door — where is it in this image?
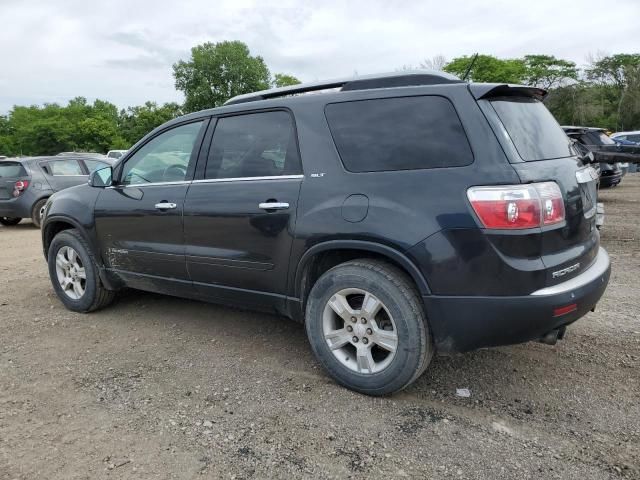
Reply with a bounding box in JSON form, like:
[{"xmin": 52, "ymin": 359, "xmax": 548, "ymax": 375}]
[
  {"xmin": 44, "ymin": 158, "xmax": 87, "ymax": 191},
  {"xmin": 183, "ymin": 110, "xmax": 303, "ymax": 309},
  {"xmin": 95, "ymin": 119, "xmax": 208, "ymax": 294},
  {"xmin": 482, "ymin": 95, "xmax": 600, "ymax": 285}
]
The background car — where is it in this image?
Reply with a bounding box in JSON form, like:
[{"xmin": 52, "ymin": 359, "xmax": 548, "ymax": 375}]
[
  {"xmin": 563, "ymin": 126, "xmax": 626, "ymax": 187},
  {"xmin": 0, "ymin": 154, "xmax": 113, "ymax": 228},
  {"xmin": 56, "ymin": 152, "xmax": 107, "ymax": 158},
  {"xmin": 106, "ymin": 149, "xmax": 128, "ymax": 160},
  {"xmin": 611, "ymin": 130, "xmax": 640, "ymax": 144}
]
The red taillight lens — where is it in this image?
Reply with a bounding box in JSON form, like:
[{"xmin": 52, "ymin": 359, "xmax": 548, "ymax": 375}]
[
  {"xmin": 467, "ymin": 182, "xmax": 565, "ymax": 230},
  {"xmin": 13, "ymin": 180, "xmax": 29, "ymax": 197}
]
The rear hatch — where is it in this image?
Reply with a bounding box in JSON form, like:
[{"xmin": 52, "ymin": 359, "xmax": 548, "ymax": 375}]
[
  {"xmin": 0, "ymin": 161, "xmax": 29, "ymax": 200},
  {"xmin": 476, "ymin": 88, "xmax": 600, "ymax": 287}
]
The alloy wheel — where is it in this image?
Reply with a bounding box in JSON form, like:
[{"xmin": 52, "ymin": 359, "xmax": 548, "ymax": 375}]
[
  {"xmin": 322, "ymin": 288, "xmax": 398, "ymax": 374},
  {"xmin": 55, "ymin": 246, "xmax": 86, "ymax": 300}
]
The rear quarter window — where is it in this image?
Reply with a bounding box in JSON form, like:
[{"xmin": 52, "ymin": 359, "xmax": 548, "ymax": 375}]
[{"xmin": 325, "ymin": 96, "xmax": 473, "ymax": 172}]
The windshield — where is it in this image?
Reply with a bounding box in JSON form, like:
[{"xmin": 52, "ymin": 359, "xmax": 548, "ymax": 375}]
[
  {"xmin": 490, "ymin": 97, "xmax": 572, "ymax": 161},
  {"xmin": 0, "ymin": 162, "xmax": 27, "ymax": 178}
]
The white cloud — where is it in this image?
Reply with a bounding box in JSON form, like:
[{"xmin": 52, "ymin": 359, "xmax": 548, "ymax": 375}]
[{"xmin": 0, "ymin": 0, "xmax": 638, "ymax": 112}]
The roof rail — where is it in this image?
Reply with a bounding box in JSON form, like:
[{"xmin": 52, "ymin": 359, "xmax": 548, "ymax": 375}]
[{"xmin": 224, "ymin": 70, "xmax": 462, "ymax": 106}]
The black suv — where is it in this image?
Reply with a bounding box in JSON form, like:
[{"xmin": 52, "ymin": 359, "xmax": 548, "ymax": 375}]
[{"xmin": 41, "ymin": 71, "xmax": 611, "ymax": 395}]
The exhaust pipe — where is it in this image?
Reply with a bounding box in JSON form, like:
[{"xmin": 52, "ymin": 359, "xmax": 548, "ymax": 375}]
[{"xmin": 539, "ymin": 327, "xmax": 566, "ymax": 345}]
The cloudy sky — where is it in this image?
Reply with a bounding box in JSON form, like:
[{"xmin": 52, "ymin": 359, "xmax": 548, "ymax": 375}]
[{"xmin": 1, "ymin": 0, "xmax": 638, "ymax": 113}]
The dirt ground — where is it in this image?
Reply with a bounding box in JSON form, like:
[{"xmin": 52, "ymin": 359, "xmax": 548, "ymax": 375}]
[{"xmin": 1, "ymin": 176, "xmax": 638, "ymax": 480}]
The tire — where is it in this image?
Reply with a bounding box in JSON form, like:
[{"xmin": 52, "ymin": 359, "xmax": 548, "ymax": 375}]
[
  {"xmin": 305, "ymin": 259, "xmax": 433, "ymax": 396},
  {"xmin": 31, "ymin": 198, "xmax": 48, "ymax": 228},
  {"xmin": 48, "ymin": 228, "xmax": 115, "ymax": 312},
  {"xmin": 0, "ymin": 217, "xmax": 22, "ymax": 226}
]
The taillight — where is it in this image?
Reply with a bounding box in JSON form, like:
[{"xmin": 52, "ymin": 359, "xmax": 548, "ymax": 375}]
[
  {"xmin": 467, "ymin": 182, "xmax": 565, "ymax": 229},
  {"xmin": 13, "ymin": 180, "xmax": 29, "ymax": 197}
]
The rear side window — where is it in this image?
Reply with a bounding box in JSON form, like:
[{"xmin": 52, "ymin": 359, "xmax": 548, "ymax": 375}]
[
  {"xmin": 325, "ymin": 96, "xmax": 473, "ymax": 172},
  {"xmin": 49, "ymin": 159, "xmax": 84, "ymax": 176},
  {"xmin": 0, "ymin": 162, "xmax": 27, "ymax": 178},
  {"xmin": 205, "ymin": 111, "xmax": 301, "ymax": 179},
  {"xmin": 490, "ymin": 97, "xmax": 572, "ymax": 161}
]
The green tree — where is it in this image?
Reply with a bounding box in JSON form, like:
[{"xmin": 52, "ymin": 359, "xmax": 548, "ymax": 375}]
[
  {"xmin": 173, "ymin": 41, "xmax": 270, "ymax": 112},
  {"xmin": 273, "ymin": 73, "xmax": 301, "ymax": 88},
  {"xmin": 586, "ymin": 53, "xmax": 640, "ymax": 89},
  {"xmin": 118, "ymin": 102, "xmax": 183, "ymax": 145},
  {"xmin": 522, "ymin": 55, "xmax": 578, "ymax": 89},
  {"xmin": 443, "ymin": 55, "xmax": 526, "ymax": 83}
]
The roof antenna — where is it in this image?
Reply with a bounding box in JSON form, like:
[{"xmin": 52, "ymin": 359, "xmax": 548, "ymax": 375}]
[{"xmin": 462, "ymin": 53, "xmax": 479, "ymax": 82}]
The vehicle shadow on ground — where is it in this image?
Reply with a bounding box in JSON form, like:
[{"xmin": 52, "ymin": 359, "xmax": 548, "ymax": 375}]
[
  {"xmin": 0, "ymin": 221, "xmax": 36, "ymax": 231},
  {"xmin": 102, "ymin": 288, "xmax": 573, "ymax": 405}
]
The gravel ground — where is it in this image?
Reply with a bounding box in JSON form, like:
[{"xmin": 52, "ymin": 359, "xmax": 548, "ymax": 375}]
[{"xmin": 1, "ymin": 175, "xmax": 639, "ymax": 480}]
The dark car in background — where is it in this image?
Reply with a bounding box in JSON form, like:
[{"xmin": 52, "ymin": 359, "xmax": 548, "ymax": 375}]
[
  {"xmin": 0, "ymin": 155, "xmax": 112, "ymax": 227},
  {"xmin": 562, "ymin": 126, "xmax": 628, "ymax": 187},
  {"xmin": 42, "ymin": 72, "xmax": 610, "ymax": 395}
]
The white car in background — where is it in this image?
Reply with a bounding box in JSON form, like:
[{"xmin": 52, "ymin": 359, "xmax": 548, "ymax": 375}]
[
  {"xmin": 106, "ymin": 149, "xmax": 128, "ymax": 160},
  {"xmin": 611, "ymin": 131, "xmax": 640, "ymax": 144}
]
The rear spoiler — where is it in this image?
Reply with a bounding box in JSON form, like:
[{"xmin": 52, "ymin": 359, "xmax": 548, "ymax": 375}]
[{"xmin": 469, "ymin": 84, "xmax": 548, "ymax": 100}]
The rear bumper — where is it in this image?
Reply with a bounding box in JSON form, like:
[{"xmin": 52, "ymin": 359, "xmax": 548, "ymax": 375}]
[
  {"xmin": 424, "ymin": 247, "xmax": 611, "ymax": 353},
  {"xmin": 0, "ymin": 195, "xmax": 32, "ymax": 218}
]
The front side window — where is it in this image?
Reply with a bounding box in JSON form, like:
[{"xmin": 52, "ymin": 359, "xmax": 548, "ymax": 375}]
[
  {"xmin": 120, "ymin": 121, "xmax": 204, "ymax": 185},
  {"xmin": 50, "ymin": 159, "xmax": 84, "ymax": 176},
  {"xmin": 325, "ymin": 96, "xmax": 473, "ymax": 172},
  {"xmin": 205, "ymin": 111, "xmax": 301, "ymax": 179}
]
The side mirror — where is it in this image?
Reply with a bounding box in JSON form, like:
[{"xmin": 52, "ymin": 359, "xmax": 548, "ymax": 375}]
[{"xmin": 88, "ymin": 166, "xmax": 113, "ymax": 188}]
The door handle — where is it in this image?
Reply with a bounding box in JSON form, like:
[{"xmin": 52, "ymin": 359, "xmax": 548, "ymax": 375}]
[
  {"xmin": 258, "ymin": 202, "xmax": 289, "ymax": 211},
  {"xmin": 155, "ymin": 202, "xmax": 177, "ymax": 210}
]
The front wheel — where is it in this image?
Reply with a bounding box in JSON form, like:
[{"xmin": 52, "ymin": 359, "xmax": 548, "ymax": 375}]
[
  {"xmin": 0, "ymin": 217, "xmax": 22, "ymax": 226},
  {"xmin": 48, "ymin": 228, "xmax": 115, "ymax": 312},
  {"xmin": 305, "ymin": 259, "xmax": 433, "ymax": 395}
]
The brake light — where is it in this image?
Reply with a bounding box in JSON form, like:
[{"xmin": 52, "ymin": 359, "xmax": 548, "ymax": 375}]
[
  {"xmin": 13, "ymin": 180, "xmax": 29, "ymax": 197},
  {"xmin": 467, "ymin": 182, "xmax": 565, "ymax": 229}
]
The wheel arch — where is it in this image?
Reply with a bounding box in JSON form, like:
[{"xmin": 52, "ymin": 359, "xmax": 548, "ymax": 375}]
[
  {"xmin": 43, "ymin": 216, "xmax": 91, "ymax": 260},
  {"xmin": 293, "ymin": 240, "xmax": 431, "ymax": 308}
]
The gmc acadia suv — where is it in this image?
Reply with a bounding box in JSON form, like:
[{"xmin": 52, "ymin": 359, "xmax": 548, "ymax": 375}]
[{"xmin": 41, "ymin": 71, "xmax": 611, "ymax": 395}]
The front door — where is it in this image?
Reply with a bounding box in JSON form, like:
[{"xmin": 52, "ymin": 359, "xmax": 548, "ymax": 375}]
[
  {"xmin": 183, "ymin": 110, "xmax": 303, "ymax": 309},
  {"xmin": 95, "ymin": 119, "xmax": 208, "ymax": 295}
]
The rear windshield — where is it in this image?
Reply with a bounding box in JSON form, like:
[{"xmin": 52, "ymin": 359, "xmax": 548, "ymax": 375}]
[
  {"xmin": 0, "ymin": 162, "xmax": 27, "ymax": 178},
  {"xmin": 490, "ymin": 97, "xmax": 572, "ymax": 161}
]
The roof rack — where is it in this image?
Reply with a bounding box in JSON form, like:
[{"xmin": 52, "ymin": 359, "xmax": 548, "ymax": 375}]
[{"xmin": 224, "ymin": 70, "xmax": 462, "ymax": 106}]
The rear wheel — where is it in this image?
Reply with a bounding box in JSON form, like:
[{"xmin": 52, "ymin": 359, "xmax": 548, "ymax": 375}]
[
  {"xmin": 48, "ymin": 228, "xmax": 115, "ymax": 312},
  {"xmin": 305, "ymin": 259, "xmax": 433, "ymax": 395},
  {"xmin": 31, "ymin": 198, "xmax": 47, "ymax": 228},
  {"xmin": 0, "ymin": 217, "xmax": 22, "ymax": 226}
]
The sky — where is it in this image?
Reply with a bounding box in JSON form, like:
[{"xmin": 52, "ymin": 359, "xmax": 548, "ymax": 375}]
[{"xmin": 1, "ymin": 0, "xmax": 638, "ymax": 113}]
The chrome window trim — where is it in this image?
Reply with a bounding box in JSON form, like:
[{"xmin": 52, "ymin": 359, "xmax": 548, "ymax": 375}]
[
  {"xmin": 192, "ymin": 174, "xmax": 304, "ymax": 184},
  {"xmin": 107, "ymin": 175, "xmax": 304, "ymax": 188},
  {"xmin": 108, "ymin": 180, "xmax": 191, "ymax": 189},
  {"xmin": 530, "ymin": 248, "xmax": 610, "ymax": 296}
]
